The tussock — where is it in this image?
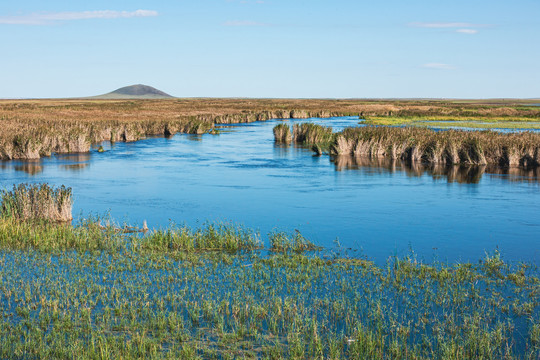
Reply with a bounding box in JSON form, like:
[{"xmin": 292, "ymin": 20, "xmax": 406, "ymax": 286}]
[
  {"xmin": 277, "ymin": 124, "xmax": 540, "ymax": 168},
  {"xmin": 1, "ymin": 183, "xmax": 72, "ymax": 222}
]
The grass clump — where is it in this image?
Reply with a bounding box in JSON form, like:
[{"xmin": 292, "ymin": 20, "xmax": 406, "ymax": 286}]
[
  {"xmin": 279, "ymin": 124, "xmax": 540, "ymax": 168},
  {"xmin": 1, "ymin": 183, "xmax": 72, "ymax": 222},
  {"xmin": 269, "ymin": 230, "xmax": 321, "ymax": 253},
  {"xmin": 273, "ymin": 123, "xmax": 336, "ymax": 154},
  {"xmin": 139, "ymin": 222, "xmax": 262, "ymax": 253},
  {"xmin": 0, "ymin": 215, "xmax": 123, "ymax": 251},
  {"xmin": 273, "ymin": 123, "xmax": 292, "ymax": 143}
]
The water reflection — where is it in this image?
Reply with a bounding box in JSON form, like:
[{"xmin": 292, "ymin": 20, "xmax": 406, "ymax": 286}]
[
  {"xmin": 14, "ymin": 162, "xmax": 44, "ymax": 175},
  {"xmin": 55, "ymin": 153, "xmax": 91, "ymax": 162},
  {"xmin": 332, "ymin": 155, "xmax": 540, "ymax": 184},
  {"xmin": 60, "ymin": 163, "xmax": 89, "ymax": 172},
  {"xmin": 0, "ymin": 153, "xmax": 91, "ymax": 177}
]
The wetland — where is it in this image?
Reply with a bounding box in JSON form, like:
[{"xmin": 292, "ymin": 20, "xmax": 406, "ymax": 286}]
[{"xmin": 0, "ymin": 99, "xmax": 539, "ymax": 359}]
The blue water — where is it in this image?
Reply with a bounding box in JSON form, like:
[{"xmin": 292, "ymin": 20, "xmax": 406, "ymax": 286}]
[{"xmin": 1, "ymin": 117, "xmax": 539, "ymax": 263}]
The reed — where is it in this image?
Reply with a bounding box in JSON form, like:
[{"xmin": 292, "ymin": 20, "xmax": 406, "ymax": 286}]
[
  {"xmin": 278, "ymin": 124, "xmax": 540, "ymax": 168},
  {"xmin": 0, "ymin": 183, "xmax": 73, "ymax": 222},
  {"xmin": 0, "ymin": 99, "xmax": 349, "ymax": 160},
  {"xmin": 273, "ymin": 123, "xmax": 336, "ymax": 154},
  {"xmin": 1, "ymin": 98, "xmax": 538, "ymax": 160},
  {"xmin": 273, "ymin": 123, "xmax": 292, "ymax": 143}
]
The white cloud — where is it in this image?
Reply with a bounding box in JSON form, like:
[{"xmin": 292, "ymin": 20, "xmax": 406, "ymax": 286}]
[
  {"xmin": 409, "ymin": 22, "xmax": 486, "ymax": 29},
  {"xmin": 456, "ymin": 29, "xmax": 478, "ymax": 34},
  {"xmin": 422, "ymin": 63, "xmax": 456, "ymax": 70},
  {"xmin": 0, "ymin": 10, "xmax": 158, "ymax": 25},
  {"xmin": 223, "ymin": 20, "xmax": 268, "ymax": 26},
  {"xmin": 409, "ymin": 22, "xmax": 487, "ymax": 35}
]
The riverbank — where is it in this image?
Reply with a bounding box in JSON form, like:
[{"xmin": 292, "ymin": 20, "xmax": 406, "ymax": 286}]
[
  {"xmin": 1, "ymin": 98, "xmax": 539, "ymax": 160},
  {"xmin": 362, "ymin": 115, "xmax": 540, "ymax": 130}
]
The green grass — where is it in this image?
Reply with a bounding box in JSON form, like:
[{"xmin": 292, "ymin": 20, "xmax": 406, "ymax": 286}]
[
  {"xmin": 269, "ymin": 230, "xmax": 321, "ymax": 253},
  {"xmin": 0, "ymin": 213, "xmax": 538, "ymax": 359},
  {"xmin": 363, "ymin": 116, "xmax": 540, "ymax": 129},
  {"xmin": 0, "ymin": 184, "xmax": 538, "ymax": 358},
  {"xmin": 139, "ymin": 222, "xmax": 262, "ymax": 253}
]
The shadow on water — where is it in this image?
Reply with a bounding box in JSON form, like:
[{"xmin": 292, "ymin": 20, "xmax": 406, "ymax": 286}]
[{"xmin": 332, "ymin": 155, "xmax": 540, "ymax": 184}]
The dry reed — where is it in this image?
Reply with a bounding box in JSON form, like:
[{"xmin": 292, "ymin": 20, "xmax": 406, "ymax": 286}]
[
  {"xmin": 0, "ymin": 183, "xmax": 72, "ymax": 222},
  {"xmin": 1, "ymin": 98, "xmax": 538, "ymax": 160}
]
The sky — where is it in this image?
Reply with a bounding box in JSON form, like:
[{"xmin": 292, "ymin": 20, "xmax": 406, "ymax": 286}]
[{"xmin": 0, "ymin": 0, "xmax": 539, "ymax": 99}]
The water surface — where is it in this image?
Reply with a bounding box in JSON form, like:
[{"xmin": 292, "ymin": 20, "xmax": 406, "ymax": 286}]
[{"xmin": 1, "ymin": 117, "xmax": 538, "ymax": 263}]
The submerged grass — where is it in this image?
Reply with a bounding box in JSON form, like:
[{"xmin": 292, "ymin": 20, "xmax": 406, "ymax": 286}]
[
  {"xmin": 0, "ymin": 230, "xmax": 537, "ymax": 359},
  {"xmin": 0, "ymin": 184, "xmax": 538, "ymax": 358}
]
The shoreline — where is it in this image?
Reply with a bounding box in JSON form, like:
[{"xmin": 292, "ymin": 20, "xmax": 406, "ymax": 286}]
[{"xmin": 1, "ymin": 98, "xmax": 539, "ymax": 161}]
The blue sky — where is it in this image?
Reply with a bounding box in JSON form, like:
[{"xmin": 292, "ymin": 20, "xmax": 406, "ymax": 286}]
[{"xmin": 0, "ymin": 0, "xmax": 538, "ymax": 98}]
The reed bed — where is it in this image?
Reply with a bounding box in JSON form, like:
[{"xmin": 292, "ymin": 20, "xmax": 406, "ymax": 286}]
[
  {"xmin": 1, "ymin": 98, "xmax": 539, "ymax": 160},
  {"xmin": 0, "ymin": 183, "xmax": 73, "ymax": 222},
  {"xmin": 0, "ymin": 99, "xmax": 350, "ymax": 160},
  {"xmin": 276, "ymin": 124, "xmax": 540, "ymax": 167}
]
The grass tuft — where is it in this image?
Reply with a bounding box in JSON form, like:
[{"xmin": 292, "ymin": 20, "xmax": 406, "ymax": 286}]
[{"xmin": 1, "ymin": 183, "xmax": 72, "ymax": 222}]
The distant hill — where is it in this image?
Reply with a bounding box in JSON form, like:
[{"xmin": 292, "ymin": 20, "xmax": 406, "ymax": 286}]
[{"xmin": 93, "ymin": 84, "xmax": 174, "ymax": 99}]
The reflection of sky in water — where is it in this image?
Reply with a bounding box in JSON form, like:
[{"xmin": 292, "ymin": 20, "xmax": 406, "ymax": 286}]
[{"xmin": 0, "ymin": 117, "xmax": 539, "ymax": 264}]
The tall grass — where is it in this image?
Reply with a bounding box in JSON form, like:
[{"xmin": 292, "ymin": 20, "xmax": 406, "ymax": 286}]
[
  {"xmin": 333, "ymin": 126, "xmax": 540, "ymax": 167},
  {"xmin": 274, "ymin": 123, "xmax": 335, "ymax": 154},
  {"xmin": 139, "ymin": 222, "xmax": 262, "ymax": 252},
  {"xmin": 2, "ymin": 98, "xmax": 538, "ymax": 160},
  {"xmin": 278, "ymin": 124, "xmax": 540, "ymax": 167},
  {"xmin": 273, "ymin": 123, "xmax": 292, "ymax": 143},
  {"xmin": 0, "ymin": 99, "xmax": 347, "ymax": 160},
  {"xmin": 1, "ymin": 183, "xmax": 72, "ymax": 222}
]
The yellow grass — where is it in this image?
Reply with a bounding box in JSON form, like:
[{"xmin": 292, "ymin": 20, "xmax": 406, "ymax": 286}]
[{"xmin": 1, "ymin": 98, "xmax": 539, "ymax": 159}]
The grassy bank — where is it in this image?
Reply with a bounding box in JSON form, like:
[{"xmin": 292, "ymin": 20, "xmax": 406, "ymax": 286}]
[
  {"xmin": 363, "ymin": 115, "xmax": 540, "ymax": 130},
  {"xmin": 1, "ymin": 98, "xmax": 539, "ymax": 160},
  {"xmin": 276, "ymin": 124, "xmax": 540, "ymax": 167}
]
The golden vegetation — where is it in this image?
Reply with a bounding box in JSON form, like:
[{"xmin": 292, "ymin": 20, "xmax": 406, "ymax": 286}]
[
  {"xmin": 277, "ymin": 124, "xmax": 540, "ymax": 167},
  {"xmin": 0, "ymin": 183, "xmax": 72, "ymax": 222},
  {"xmin": 1, "ymin": 98, "xmax": 539, "ymax": 160}
]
